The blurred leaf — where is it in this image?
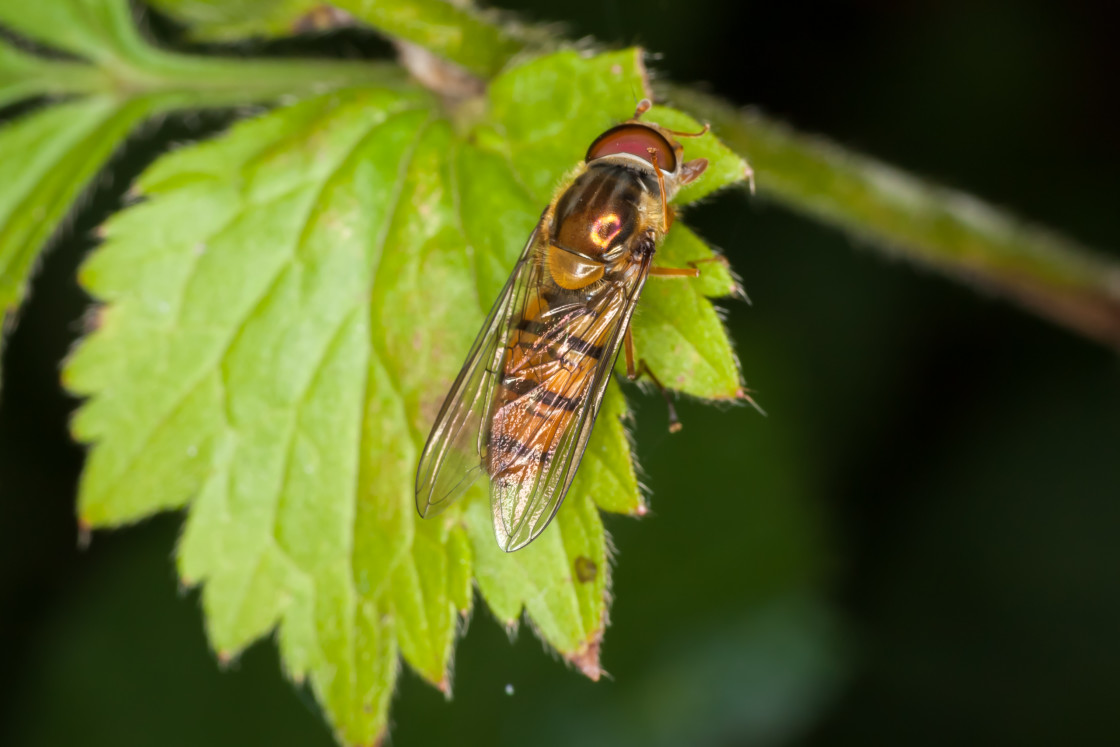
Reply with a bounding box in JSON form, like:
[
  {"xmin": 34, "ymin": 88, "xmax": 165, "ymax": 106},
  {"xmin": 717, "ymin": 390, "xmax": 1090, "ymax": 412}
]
[
  {"xmin": 0, "ymin": 1, "xmax": 155, "ymax": 373},
  {"xmin": 0, "ymin": 0, "xmax": 405, "ymax": 393},
  {"xmin": 65, "ymin": 49, "xmax": 746, "ymax": 744},
  {"xmin": 0, "ymin": 39, "xmax": 61, "ymax": 107},
  {"xmin": 145, "ymin": 0, "xmax": 325, "ymax": 41},
  {"xmin": 0, "ymin": 0, "xmax": 151, "ymax": 62},
  {"xmin": 149, "ymin": 0, "xmax": 523, "ymax": 78},
  {"xmin": 0, "ymin": 96, "xmax": 160, "ymax": 348}
]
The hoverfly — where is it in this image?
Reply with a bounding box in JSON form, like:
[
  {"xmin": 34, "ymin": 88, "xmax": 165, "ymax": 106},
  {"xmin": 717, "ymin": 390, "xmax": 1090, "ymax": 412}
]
[{"xmin": 416, "ymin": 99, "xmax": 714, "ymax": 551}]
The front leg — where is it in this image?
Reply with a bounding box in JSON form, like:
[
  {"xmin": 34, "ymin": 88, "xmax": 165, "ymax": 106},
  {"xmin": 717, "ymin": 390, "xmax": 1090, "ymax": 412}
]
[
  {"xmin": 649, "ymin": 255, "xmax": 732, "ymax": 279},
  {"xmin": 649, "ymin": 265, "xmax": 700, "ymax": 278}
]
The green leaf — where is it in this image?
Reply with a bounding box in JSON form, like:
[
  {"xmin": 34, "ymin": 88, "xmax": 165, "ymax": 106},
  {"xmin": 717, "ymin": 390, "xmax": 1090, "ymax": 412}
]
[
  {"xmin": 66, "ymin": 49, "xmax": 746, "ymax": 744},
  {"xmin": 572, "ymin": 379, "xmax": 643, "ymax": 516},
  {"xmin": 0, "ymin": 40, "xmax": 57, "ymax": 107},
  {"xmin": 148, "ymin": 0, "xmax": 524, "ymax": 79},
  {"xmin": 0, "ymin": 0, "xmax": 403, "ymax": 102},
  {"xmin": 0, "ymin": 0, "xmax": 408, "ymax": 392},
  {"xmin": 139, "ymin": 0, "xmax": 1120, "ymax": 350},
  {"xmin": 0, "ymin": 0, "xmax": 147, "ymax": 62},
  {"xmin": 645, "ymin": 104, "xmax": 751, "ymax": 205},
  {"xmin": 144, "ymin": 0, "xmax": 325, "ymax": 41},
  {"xmin": 0, "ymin": 96, "xmax": 160, "ymax": 350},
  {"xmin": 467, "ymin": 481, "xmax": 610, "ymax": 678},
  {"xmin": 632, "ymin": 224, "xmax": 744, "ymax": 401}
]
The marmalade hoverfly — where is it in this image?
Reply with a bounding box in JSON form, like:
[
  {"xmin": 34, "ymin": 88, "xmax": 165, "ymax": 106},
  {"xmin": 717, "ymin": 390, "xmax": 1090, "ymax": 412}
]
[{"xmin": 416, "ymin": 100, "xmax": 715, "ymax": 551}]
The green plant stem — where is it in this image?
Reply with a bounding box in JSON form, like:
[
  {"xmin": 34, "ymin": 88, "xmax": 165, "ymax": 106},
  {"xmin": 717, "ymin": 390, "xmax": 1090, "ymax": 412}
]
[
  {"xmin": 663, "ymin": 85, "xmax": 1120, "ymax": 348},
  {"xmin": 11, "ymin": 52, "xmax": 403, "ymax": 104},
  {"xmin": 97, "ymin": 53, "xmax": 405, "ymax": 101}
]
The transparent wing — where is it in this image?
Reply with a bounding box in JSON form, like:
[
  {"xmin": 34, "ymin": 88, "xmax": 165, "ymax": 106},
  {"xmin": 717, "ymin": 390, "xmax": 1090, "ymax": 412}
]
[
  {"xmin": 415, "ymin": 225, "xmax": 544, "ymax": 517},
  {"xmin": 491, "ymin": 252, "xmax": 655, "ymax": 551}
]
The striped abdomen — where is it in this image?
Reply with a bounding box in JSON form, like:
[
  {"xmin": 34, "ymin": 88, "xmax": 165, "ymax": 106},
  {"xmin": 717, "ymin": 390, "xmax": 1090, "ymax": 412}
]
[{"xmin": 486, "ymin": 163, "xmax": 652, "ymax": 485}]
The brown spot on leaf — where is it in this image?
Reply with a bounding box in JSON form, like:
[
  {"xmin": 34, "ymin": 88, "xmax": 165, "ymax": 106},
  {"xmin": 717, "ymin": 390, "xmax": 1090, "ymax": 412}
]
[{"xmin": 574, "ymin": 555, "xmax": 597, "ymax": 583}]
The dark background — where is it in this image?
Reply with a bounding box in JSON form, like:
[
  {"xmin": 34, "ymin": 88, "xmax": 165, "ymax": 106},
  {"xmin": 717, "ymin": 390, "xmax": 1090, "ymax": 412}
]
[{"xmin": 2, "ymin": 1, "xmax": 1119, "ymax": 745}]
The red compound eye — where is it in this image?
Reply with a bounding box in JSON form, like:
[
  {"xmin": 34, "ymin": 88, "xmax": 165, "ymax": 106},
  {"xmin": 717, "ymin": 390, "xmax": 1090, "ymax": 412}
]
[{"xmin": 586, "ymin": 124, "xmax": 677, "ymax": 172}]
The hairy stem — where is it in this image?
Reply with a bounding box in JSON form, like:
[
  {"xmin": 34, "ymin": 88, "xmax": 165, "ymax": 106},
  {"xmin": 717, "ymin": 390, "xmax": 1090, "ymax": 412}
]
[{"xmin": 663, "ymin": 85, "xmax": 1120, "ymax": 348}]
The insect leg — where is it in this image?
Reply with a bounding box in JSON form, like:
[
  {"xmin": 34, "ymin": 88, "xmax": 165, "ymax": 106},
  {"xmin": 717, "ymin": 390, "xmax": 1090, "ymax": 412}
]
[
  {"xmin": 649, "ymin": 265, "xmax": 700, "ymax": 278},
  {"xmin": 624, "ymin": 325, "xmax": 682, "ymax": 433},
  {"xmin": 650, "ymin": 254, "xmax": 735, "ymax": 279},
  {"xmin": 689, "ymin": 255, "xmax": 731, "ymax": 270}
]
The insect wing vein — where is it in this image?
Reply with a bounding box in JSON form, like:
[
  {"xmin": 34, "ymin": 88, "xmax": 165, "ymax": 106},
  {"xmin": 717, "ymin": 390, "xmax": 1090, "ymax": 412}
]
[
  {"xmin": 414, "ymin": 226, "xmax": 542, "ymax": 517},
  {"xmin": 492, "ymin": 252, "xmax": 655, "ymax": 551}
]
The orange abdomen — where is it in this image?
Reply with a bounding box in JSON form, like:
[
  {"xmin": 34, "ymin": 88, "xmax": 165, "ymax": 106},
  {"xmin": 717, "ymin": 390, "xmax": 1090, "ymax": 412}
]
[{"xmin": 486, "ymin": 162, "xmax": 649, "ymax": 483}]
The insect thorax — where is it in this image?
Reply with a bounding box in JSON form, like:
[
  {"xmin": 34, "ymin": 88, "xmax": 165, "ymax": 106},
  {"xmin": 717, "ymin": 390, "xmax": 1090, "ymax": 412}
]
[{"xmin": 551, "ymin": 163, "xmax": 658, "ymax": 256}]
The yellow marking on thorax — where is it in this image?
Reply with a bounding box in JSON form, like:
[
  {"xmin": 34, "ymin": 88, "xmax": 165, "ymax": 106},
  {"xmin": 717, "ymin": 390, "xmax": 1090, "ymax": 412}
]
[{"xmin": 547, "ymin": 245, "xmax": 605, "ymax": 290}]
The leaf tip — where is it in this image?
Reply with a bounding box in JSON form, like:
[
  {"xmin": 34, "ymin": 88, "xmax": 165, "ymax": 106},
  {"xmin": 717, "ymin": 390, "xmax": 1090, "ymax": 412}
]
[
  {"xmin": 76, "ymin": 518, "xmax": 92, "ymax": 550},
  {"xmin": 735, "ymin": 387, "xmax": 767, "ymax": 416},
  {"xmin": 566, "ymin": 633, "xmax": 604, "ymax": 681},
  {"xmin": 732, "ymin": 281, "xmax": 752, "ymax": 305}
]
